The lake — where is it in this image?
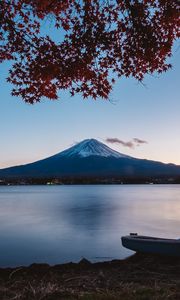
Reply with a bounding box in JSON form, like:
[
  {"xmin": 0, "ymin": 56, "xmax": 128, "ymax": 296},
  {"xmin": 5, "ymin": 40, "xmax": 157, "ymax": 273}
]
[{"xmin": 0, "ymin": 184, "xmax": 180, "ymax": 267}]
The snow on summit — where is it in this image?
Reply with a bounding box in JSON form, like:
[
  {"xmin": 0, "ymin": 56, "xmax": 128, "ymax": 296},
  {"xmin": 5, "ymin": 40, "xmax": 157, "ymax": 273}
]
[{"xmin": 58, "ymin": 139, "xmax": 130, "ymax": 158}]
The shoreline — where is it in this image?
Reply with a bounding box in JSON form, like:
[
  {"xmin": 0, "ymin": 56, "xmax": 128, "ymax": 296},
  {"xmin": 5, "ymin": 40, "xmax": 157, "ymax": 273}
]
[
  {"xmin": 1, "ymin": 182, "xmax": 180, "ymax": 185},
  {"xmin": 1, "ymin": 253, "xmax": 180, "ymax": 299}
]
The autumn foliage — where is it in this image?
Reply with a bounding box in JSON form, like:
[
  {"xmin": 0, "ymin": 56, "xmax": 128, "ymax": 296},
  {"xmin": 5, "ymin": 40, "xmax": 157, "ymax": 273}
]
[{"xmin": 0, "ymin": 0, "xmax": 179, "ymax": 103}]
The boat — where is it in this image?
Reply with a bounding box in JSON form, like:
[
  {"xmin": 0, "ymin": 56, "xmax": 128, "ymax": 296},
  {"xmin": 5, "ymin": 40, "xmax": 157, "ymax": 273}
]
[{"xmin": 121, "ymin": 233, "xmax": 180, "ymax": 256}]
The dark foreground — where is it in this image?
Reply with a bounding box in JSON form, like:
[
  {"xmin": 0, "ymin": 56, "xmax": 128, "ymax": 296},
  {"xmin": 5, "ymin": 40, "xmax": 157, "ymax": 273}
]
[{"xmin": 1, "ymin": 253, "xmax": 180, "ymax": 300}]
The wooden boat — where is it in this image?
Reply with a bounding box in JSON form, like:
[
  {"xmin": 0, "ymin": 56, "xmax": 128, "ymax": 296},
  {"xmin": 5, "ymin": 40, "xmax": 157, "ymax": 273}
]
[{"xmin": 121, "ymin": 233, "xmax": 180, "ymax": 256}]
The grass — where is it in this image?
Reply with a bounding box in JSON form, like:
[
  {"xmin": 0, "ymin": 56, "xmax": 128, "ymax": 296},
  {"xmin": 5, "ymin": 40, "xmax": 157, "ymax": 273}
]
[
  {"xmin": 0, "ymin": 253, "xmax": 180, "ymax": 300},
  {"xmin": 0, "ymin": 286, "xmax": 178, "ymax": 300}
]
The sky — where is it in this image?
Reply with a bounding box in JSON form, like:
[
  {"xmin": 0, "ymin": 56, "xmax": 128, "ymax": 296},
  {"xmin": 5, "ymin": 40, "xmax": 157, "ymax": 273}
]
[{"xmin": 0, "ymin": 43, "xmax": 180, "ymax": 169}]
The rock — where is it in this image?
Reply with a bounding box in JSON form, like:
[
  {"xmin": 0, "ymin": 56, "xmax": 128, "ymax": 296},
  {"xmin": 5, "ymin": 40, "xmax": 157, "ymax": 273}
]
[{"xmin": 78, "ymin": 258, "xmax": 91, "ymax": 266}]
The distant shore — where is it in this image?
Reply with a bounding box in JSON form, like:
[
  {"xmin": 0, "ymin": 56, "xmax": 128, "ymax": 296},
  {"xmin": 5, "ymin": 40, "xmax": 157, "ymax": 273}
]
[
  {"xmin": 1, "ymin": 178, "xmax": 180, "ymax": 185},
  {"xmin": 0, "ymin": 253, "xmax": 180, "ymax": 300}
]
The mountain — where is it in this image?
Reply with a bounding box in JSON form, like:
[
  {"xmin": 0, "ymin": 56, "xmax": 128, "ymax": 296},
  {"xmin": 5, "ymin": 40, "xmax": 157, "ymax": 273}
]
[
  {"xmin": 54, "ymin": 139, "xmax": 130, "ymax": 159},
  {"xmin": 0, "ymin": 139, "xmax": 180, "ymax": 180}
]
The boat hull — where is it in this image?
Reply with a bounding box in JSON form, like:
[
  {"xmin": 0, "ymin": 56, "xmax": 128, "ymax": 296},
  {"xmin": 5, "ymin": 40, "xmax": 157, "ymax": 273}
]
[{"xmin": 121, "ymin": 235, "xmax": 180, "ymax": 256}]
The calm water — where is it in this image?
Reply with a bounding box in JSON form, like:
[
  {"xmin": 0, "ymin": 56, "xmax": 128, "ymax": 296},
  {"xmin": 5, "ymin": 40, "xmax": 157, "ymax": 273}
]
[{"xmin": 0, "ymin": 184, "xmax": 180, "ymax": 267}]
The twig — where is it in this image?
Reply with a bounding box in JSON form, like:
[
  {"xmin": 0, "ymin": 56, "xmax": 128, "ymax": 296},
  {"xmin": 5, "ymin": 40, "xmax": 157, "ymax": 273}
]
[{"xmin": 9, "ymin": 268, "xmax": 23, "ymax": 280}]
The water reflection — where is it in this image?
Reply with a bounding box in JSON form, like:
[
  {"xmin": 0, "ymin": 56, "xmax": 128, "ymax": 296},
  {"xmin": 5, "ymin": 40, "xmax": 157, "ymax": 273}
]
[{"xmin": 0, "ymin": 185, "xmax": 180, "ymax": 267}]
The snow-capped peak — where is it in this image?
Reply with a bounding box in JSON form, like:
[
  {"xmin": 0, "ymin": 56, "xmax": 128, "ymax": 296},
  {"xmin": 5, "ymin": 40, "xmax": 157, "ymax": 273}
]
[{"xmin": 57, "ymin": 139, "xmax": 131, "ymax": 159}]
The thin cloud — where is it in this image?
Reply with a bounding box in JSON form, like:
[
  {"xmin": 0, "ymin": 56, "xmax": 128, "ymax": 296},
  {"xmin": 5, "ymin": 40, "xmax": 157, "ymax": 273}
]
[
  {"xmin": 133, "ymin": 138, "xmax": 148, "ymax": 146},
  {"xmin": 133, "ymin": 138, "xmax": 148, "ymax": 145},
  {"xmin": 106, "ymin": 138, "xmax": 134, "ymax": 149},
  {"xmin": 106, "ymin": 137, "xmax": 148, "ymax": 149}
]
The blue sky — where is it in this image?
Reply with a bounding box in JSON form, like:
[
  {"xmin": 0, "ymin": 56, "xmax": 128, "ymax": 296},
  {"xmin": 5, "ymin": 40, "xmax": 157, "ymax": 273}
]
[{"xmin": 0, "ymin": 43, "xmax": 179, "ymax": 168}]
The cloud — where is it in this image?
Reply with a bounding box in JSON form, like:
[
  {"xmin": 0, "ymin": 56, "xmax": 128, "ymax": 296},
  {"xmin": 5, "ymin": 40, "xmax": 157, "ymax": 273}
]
[
  {"xmin": 106, "ymin": 137, "xmax": 148, "ymax": 149},
  {"xmin": 133, "ymin": 138, "xmax": 148, "ymax": 145},
  {"xmin": 106, "ymin": 138, "xmax": 134, "ymax": 149}
]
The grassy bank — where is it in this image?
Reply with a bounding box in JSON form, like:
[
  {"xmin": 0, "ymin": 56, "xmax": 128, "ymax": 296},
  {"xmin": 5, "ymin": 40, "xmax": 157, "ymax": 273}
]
[{"xmin": 1, "ymin": 253, "xmax": 180, "ymax": 300}]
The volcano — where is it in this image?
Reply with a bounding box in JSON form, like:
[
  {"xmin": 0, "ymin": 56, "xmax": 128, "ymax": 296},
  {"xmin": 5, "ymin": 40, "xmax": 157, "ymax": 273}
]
[{"xmin": 0, "ymin": 139, "xmax": 180, "ymax": 180}]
